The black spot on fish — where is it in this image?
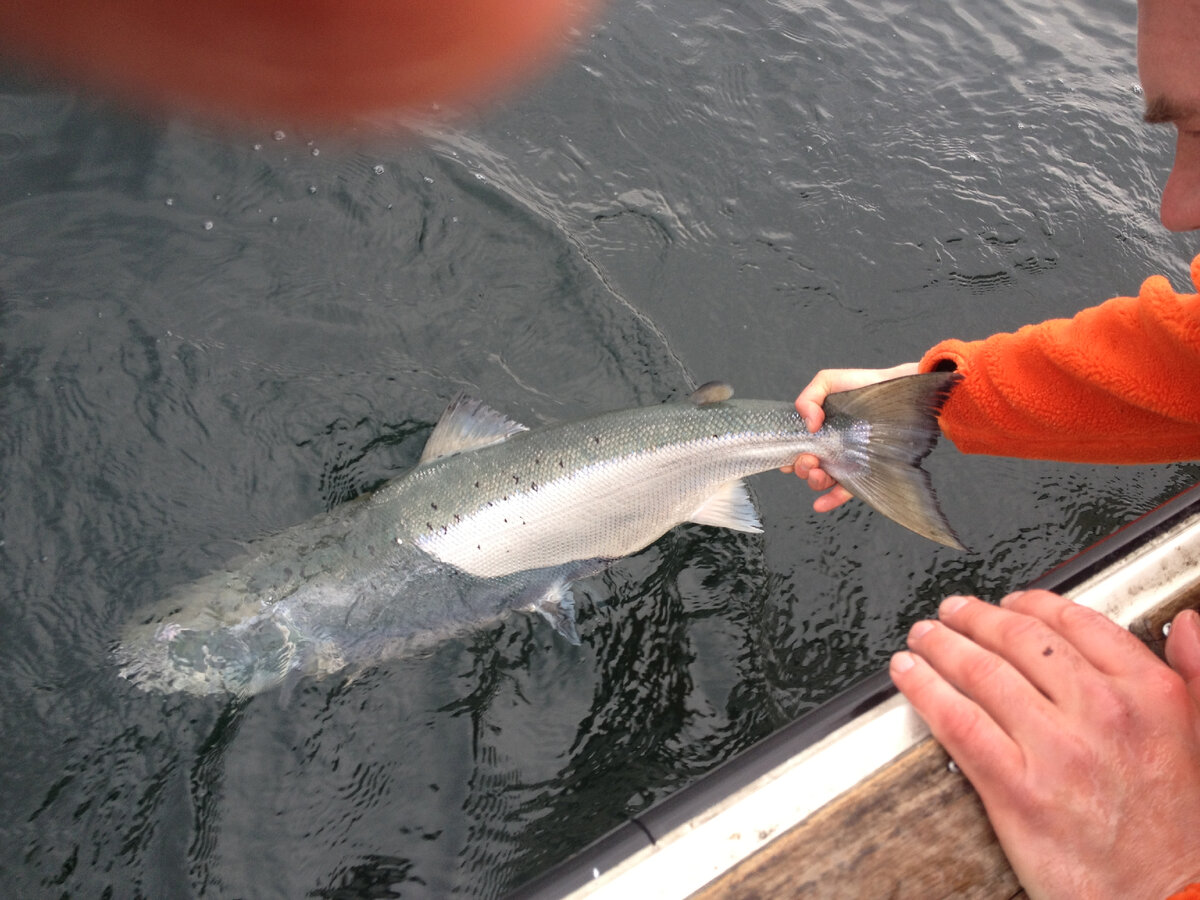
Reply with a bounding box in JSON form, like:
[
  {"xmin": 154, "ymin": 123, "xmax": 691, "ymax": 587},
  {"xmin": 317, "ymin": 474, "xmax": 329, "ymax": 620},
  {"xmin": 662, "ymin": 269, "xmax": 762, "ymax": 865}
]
[
  {"xmin": 513, "ymin": 474, "xmax": 520, "ymax": 483},
  {"xmin": 558, "ymin": 459, "xmax": 564, "ymax": 468},
  {"xmin": 426, "ymin": 522, "xmax": 433, "ymax": 530},
  {"xmin": 454, "ymin": 514, "xmax": 461, "ymax": 523},
  {"xmin": 431, "ymin": 502, "xmax": 438, "ymax": 510},
  {"xmin": 592, "ymin": 436, "xmax": 600, "ymax": 444},
  {"xmin": 475, "ymin": 481, "xmax": 480, "ymax": 488},
  {"xmin": 531, "ymin": 482, "xmax": 538, "ymax": 491}
]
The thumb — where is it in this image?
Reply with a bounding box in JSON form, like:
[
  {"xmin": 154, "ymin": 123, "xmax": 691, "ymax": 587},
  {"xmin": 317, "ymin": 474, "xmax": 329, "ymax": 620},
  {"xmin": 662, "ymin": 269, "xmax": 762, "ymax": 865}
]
[
  {"xmin": 794, "ymin": 383, "xmax": 830, "ymax": 434},
  {"xmin": 1165, "ymin": 608, "xmax": 1200, "ymax": 690}
]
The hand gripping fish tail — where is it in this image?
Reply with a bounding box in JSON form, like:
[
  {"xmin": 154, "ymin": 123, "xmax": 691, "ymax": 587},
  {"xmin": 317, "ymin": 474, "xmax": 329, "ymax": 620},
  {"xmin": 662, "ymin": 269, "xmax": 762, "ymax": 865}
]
[{"xmin": 819, "ymin": 372, "xmax": 965, "ymax": 550}]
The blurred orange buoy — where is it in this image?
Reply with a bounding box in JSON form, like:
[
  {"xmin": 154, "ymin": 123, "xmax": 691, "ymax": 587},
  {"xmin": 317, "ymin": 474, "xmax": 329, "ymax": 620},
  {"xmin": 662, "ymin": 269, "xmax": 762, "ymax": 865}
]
[{"xmin": 0, "ymin": 0, "xmax": 598, "ymax": 128}]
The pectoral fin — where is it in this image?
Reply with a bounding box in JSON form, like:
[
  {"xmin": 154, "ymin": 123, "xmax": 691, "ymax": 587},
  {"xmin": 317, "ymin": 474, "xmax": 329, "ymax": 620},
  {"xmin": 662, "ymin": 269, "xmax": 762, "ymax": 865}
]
[
  {"xmin": 527, "ymin": 581, "xmax": 580, "ymax": 645},
  {"xmin": 688, "ymin": 480, "xmax": 763, "ymax": 533}
]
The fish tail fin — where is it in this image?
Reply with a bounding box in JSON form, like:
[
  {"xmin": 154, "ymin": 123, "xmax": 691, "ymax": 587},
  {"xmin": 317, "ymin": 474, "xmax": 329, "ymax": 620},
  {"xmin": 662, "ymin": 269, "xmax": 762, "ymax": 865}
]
[{"xmin": 822, "ymin": 372, "xmax": 965, "ymax": 550}]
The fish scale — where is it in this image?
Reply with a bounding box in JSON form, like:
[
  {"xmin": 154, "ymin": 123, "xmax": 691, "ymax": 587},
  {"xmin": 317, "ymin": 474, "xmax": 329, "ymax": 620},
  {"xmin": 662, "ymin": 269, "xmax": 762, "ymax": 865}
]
[{"xmin": 395, "ymin": 402, "xmax": 824, "ymax": 578}]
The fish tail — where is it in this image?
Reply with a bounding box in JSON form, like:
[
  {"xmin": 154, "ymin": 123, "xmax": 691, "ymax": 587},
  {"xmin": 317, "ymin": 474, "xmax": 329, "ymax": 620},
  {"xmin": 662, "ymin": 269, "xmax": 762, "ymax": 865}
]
[{"xmin": 822, "ymin": 372, "xmax": 965, "ymax": 549}]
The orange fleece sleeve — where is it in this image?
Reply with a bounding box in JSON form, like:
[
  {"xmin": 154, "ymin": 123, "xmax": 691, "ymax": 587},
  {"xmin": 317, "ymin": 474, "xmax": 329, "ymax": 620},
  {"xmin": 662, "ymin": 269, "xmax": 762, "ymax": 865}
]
[
  {"xmin": 1167, "ymin": 884, "xmax": 1200, "ymax": 900},
  {"xmin": 917, "ymin": 254, "xmax": 1200, "ymax": 463}
]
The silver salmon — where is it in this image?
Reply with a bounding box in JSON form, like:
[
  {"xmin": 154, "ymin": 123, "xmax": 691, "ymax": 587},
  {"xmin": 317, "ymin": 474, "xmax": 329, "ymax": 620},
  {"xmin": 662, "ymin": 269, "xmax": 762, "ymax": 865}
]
[{"xmin": 115, "ymin": 373, "xmax": 962, "ymax": 696}]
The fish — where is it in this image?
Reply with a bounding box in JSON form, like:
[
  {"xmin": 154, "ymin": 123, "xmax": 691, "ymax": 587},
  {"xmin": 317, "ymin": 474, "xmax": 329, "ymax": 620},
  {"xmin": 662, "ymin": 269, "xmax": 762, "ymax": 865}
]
[{"xmin": 115, "ymin": 372, "xmax": 962, "ymax": 697}]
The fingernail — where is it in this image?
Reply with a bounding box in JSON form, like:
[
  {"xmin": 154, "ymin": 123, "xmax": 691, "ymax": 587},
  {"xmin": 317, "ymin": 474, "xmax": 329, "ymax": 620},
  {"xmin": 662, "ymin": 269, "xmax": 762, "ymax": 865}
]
[
  {"xmin": 940, "ymin": 595, "xmax": 968, "ymax": 617},
  {"xmin": 999, "ymin": 590, "xmax": 1025, "ymax": 608},
  {"xmin": 908, "ymin": 620, "xmax": 935, "ymax": 642},
  {"xmin": 891, "ymin": 651, "xmax": 915, "ymax": 674}
]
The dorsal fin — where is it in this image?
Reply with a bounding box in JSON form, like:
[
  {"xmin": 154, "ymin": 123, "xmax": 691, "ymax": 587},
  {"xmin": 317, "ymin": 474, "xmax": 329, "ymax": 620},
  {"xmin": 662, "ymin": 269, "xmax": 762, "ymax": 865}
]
[
  {"xmin": 689, "ymin": 381, "xmax": 734, "ymax": 405},
  {"xmin": 418, "ymin": 393, "xmax": 529, "ymax": 464}
]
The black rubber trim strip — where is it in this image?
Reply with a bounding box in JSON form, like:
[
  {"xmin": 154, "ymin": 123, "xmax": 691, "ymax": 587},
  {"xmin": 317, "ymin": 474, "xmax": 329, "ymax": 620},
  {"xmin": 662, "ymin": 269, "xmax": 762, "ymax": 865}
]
[
  {"xmin": 1025, "ymin": 480, "xmax": 1200, "ymax": 595},
  {"xmin": 506, "ymin": 480, "xmax": 1200, "ymax": 899}
]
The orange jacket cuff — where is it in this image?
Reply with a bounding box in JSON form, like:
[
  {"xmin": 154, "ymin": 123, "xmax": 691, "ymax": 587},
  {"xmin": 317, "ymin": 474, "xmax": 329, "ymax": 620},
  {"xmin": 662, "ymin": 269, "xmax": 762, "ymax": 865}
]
[{"xmin": 918, "ymin": 254, "xmax": 1200, "ymax": 463}]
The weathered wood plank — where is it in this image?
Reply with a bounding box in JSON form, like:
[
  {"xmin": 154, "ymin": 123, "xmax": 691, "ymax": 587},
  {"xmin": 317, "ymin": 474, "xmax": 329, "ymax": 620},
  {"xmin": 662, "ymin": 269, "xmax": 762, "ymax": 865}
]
[
  {"xmin": 1129, "ymin": 579, "xmax": 1200, "ymax": 660},
  {"xmin": 690, "ymin": 735, "xmax": 1024, "ymax": 900}
]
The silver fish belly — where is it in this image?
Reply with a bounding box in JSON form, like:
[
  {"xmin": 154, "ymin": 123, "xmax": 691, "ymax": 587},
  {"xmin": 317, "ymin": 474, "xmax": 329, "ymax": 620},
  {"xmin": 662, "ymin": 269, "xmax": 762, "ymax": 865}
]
[{"xmin": 116, "ymin": 373, "xmax": 961, "ymax": 697}]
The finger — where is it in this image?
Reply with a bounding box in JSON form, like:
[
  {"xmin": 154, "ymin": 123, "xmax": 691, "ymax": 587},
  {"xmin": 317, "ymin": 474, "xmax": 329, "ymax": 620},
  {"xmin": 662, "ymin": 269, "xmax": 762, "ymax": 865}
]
[
  {"xmin": 812, "ymin": 485, "xmax": 853, "ymax": 512},
  {"xmin": 1000, "ymin": 589, "xmax": 1160, "ymax": 679},
  {"xmin": 786, "ymin": 456, "xmax": 838, "ymax": 492},
  {"xmin": 796, "ymin": 363, "xmax": 922, "ymax": 433},
  {"xmin": 784, "ymin": 453, "xmax": 851, "ymax": 511},
  {"xmin": 804, "ymin": 464, "xmax": 836, "ymax": 492},
  {"xmin": 1165, "ymin": 608, "xmax": 1200, "ymax": 690},
  {"xmin": 794, "ymin": 386, "xmax": 830, "ymax": 434},
  {"xmin": 786, "ymin": 453, "xmax": 820, "ymax": 480},
  {"xmin": 904, "ymin": 615, "xmax": 1060, "ymax": 745},
  {"xmin": 934, "ymin": 594, "xmax": 1109, "ymax": 706},
  {"xmin": 890, "ymin": 649, "xmax": 1023, "ymax": 788}
]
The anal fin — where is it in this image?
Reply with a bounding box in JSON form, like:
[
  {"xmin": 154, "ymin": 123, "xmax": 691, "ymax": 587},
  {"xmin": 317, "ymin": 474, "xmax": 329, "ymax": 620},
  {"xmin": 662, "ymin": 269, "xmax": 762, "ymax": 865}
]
[{"xmin": 688, "ymin": 480, "xmax": 763, "ymax": 533}]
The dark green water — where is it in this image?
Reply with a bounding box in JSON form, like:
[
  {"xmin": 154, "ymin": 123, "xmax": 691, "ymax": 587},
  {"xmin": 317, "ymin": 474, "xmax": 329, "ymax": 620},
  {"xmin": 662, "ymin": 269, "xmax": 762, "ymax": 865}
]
[{"xmin": 1, "ymin": 0, "xmax": 1197, "ymax": 896}]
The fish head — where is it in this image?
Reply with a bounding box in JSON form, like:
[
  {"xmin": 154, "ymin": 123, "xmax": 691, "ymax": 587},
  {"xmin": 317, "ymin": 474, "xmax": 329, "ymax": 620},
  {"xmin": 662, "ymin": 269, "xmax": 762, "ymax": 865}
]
[
  {"xmin": 114, "ymin": 572, "xmax": 302, "ymax": 696},
  {"xmin": 115, "ymin": 612, "xmax": 299, "ymax": 696}
]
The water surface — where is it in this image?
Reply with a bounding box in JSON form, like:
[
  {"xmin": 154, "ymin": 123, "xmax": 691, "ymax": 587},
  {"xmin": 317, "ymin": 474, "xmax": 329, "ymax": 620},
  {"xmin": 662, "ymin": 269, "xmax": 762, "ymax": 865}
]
[{"xmin": 1, "ymin": 0, "xmax": 1197, "ymax": 895}]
